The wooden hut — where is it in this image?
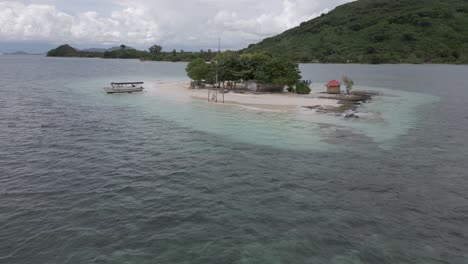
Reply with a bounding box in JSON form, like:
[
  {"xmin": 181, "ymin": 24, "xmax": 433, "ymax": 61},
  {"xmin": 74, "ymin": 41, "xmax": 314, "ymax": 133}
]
[{"xmin": 326, "ymin": 80, "xmax": 342, "ymax": 94}]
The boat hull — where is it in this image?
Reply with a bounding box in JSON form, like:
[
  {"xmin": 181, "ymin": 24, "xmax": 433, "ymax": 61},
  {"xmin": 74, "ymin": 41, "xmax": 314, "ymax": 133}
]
[{"xmin": 103, "ymin": 87, "xmax": 144, "ymax": 94}]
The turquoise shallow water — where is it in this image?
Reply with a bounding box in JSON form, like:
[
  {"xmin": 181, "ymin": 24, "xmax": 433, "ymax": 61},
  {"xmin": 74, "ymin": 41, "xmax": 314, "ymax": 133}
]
[
  {"xmin": 1, "ymin": 56, "xmax": 468, "ymax": 263},
  {"xmin": 72, "ymin": 74, "xmax": 438, "ymax": 151}
]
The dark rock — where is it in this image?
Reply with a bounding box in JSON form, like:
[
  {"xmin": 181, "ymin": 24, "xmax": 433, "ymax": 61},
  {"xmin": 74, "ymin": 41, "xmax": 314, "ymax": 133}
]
[
  {"xmin": 304, "ymin": 90, "xmax": 377, "ymax": 115},
  {"xmin": 345, "ymin": 113, "xmax": 360, "ymax": 119}
]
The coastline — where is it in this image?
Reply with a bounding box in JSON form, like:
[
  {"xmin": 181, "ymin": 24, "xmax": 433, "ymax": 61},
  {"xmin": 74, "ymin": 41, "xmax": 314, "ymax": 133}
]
[
  {"xmin": 42, "ymin": 55, "xmax": 468, "ymax": 65},
  {"xmin": 146, "ymin": 81, "xmax": 374, "ymax": 114}
]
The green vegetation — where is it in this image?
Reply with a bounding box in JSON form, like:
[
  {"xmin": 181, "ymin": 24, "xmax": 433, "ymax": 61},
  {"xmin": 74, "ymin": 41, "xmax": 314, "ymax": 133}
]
[
  {"xmin": 186, "ymin": 52, "xmax": 307, "ymax": 93},
  {"xmin": 342, "ymin": 76, "xmax": 354, "ymax": 94},
  {"xmin": 47, "ymin": 44, "xmax": 124, "ymax": 58},
  {"xmin": 295, "ymin": 82, "xmax": 312, "ymax": 94},
  {"xmin": 103, "ymin": 47, "xmax": 149, "ymax": 59},
  {"xmin": 149, "ymin": 44, "xmax": 162, "ymax": 55},
  {"xmin": 47, "ymin": 44, "xmax": 218, "ymax": 62},
  {"xmin": 46, "ymin": 44, "xmax": 77, "ymax": 56},
  {"xmin": 244, "ymin": 0, "xmax": 468, "ymax": 64},
  {"xmin": 186, "ymin": 58, "xmax": 211, "ymax": 84}
]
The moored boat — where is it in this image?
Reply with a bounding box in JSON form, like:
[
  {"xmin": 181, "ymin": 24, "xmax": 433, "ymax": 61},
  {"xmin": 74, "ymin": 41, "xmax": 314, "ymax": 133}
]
[{"xmin": 104, "ymin": 82, "xmax": 144, "ymax": 93}]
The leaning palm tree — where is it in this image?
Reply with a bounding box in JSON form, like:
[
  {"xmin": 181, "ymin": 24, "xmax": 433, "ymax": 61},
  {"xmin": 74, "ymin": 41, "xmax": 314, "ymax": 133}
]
[{"xmin": 342, "ymin": 75, "xmax": 354, "ymax": 95}]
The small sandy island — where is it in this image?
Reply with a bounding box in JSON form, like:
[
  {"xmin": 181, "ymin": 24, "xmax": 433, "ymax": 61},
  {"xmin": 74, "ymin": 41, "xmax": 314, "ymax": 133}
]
[{"xmin": 146, "ymin": 80, "xmax": 376, "ymax": 115}]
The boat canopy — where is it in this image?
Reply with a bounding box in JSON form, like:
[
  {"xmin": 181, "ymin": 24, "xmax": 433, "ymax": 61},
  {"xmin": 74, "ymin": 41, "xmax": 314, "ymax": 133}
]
[{"xmin": 111, "ymin": 82, "xmax": 144, "ymax": 85}]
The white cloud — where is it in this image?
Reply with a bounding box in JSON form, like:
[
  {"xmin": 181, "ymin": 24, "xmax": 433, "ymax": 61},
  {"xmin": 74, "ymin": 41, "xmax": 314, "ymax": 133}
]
[
  {"xmin": 0, "ymin": 1, "xmax": 161, "ymax": 46},
  {"xmin": 0, "ymin": 2, "xmax": 72, "ymax": 40},
  {"xmin": 206, "ymin": 0, "xmax": 330, "ymax": 41},
  {"xmin": 0, "ymin": 0, "xmax": 352, "ymax": 50}
]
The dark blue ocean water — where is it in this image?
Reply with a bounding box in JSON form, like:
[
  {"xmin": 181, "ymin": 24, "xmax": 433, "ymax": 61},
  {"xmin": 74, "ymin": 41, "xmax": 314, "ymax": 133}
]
[{"xmin": 1, "ymin": 56, "xmax": 468, "ymax": 263}]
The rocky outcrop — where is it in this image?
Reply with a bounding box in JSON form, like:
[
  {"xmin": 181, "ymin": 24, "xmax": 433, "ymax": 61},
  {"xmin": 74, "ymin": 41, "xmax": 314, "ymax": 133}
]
[{"xmin": 304, "ymin": 91, "xmax": 378, "ymax": 117}]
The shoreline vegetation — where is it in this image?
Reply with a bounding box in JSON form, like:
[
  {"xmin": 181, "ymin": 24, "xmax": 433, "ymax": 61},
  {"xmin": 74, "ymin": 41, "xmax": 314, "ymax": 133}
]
[
  {"xmin": 45, "ymin": 42, "xmax": 468, "ymax": 65},
  {"xmin": 46, "ymin": 44, "xmax": 218, "ymax": 62}
]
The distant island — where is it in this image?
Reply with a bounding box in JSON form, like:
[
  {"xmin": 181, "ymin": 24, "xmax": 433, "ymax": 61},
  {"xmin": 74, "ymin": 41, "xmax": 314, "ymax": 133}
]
[
  {"xmin": 2, "ymin": 51, "xmax": 43, "ymax": 56},
  {"xmin": 47, "ymin": 0, "xmax": 468, "ymax": 64},
  {"xmin": 46, "ymin": 44, "xmax": 217, "ymax": 62}
]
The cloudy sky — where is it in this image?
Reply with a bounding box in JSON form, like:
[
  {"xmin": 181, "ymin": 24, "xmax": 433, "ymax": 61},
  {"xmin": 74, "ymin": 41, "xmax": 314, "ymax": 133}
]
[{"xmin": 0, "ymin": 0, "xmax": 352, "ymax": 52}]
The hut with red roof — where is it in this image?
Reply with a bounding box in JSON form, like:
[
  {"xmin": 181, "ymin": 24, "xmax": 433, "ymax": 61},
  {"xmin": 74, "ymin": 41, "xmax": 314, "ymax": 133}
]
[{"xmin": 326, "ymin": 80, "xmax": 341, "ymax": 94}]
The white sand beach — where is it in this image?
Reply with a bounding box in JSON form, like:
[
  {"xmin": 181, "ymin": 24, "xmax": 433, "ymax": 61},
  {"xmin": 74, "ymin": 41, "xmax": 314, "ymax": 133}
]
[{"xmin": 146, "ymin": 81, "xmax": 341, "ymax": 112}]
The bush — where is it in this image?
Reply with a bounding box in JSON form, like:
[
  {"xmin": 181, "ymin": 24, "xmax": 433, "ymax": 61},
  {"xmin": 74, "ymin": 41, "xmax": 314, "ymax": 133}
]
[
  {"xmin": 295, "ymin": 82, "xmax": 311, "ymax": 94},
  {"xmin": 186, "ymin": 58, "xmax": 210, "ymax": 82}
]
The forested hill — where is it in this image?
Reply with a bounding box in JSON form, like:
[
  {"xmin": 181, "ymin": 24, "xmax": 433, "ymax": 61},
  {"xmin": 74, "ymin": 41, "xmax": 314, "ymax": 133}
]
[{"xmin": 243, "ymin": 0, "xmax": 468, "ymax": 64}]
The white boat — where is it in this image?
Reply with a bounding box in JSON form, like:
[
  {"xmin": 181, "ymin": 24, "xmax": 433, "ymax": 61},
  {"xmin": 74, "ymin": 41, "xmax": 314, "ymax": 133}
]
[{"xmin": 104, "ymin": 82, "xmax": 144, "ymax": 94}]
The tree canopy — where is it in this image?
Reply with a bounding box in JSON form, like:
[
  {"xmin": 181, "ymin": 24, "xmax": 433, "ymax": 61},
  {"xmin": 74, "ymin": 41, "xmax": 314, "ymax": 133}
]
[
  {"xmin": 214, "ymin": 51, "xmax": 244, "ymax": 82},
  {"xmin": 186, "ymin": 58, "xmax": 211, "ymax": 82},
  {"xmin": 254, "ymin": 57, "xmax": 301, "ymax": 86},
  {"xmin": 185, "ymin": 52, "xmax": 302, "ymax": 87},
  {"xmin": 149, "ymin": 44, "xmax": 162, "ymax": 55}
]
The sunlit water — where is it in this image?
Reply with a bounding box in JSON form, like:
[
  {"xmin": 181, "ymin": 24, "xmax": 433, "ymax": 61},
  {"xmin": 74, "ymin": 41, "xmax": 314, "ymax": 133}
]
[{"xmin": 1, "ymin": 56, "xmax": 467, "ymax": 263}]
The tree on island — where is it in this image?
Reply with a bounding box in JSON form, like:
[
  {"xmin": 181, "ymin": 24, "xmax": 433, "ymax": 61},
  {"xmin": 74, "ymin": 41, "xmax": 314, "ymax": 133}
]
[
  {"xmin": 149, "ymin": 44, "xmax": 162, "ymax": 55},
  {"xmin": 186, "ymin": 58, "xmax": 210, "ymax": 85},
  {"xmin": 214, "ymin": 51, "xmax": 244, "ymax": 86},
  {"xmin": 185, "ymin": 52, "xmax": 308, "ymax": 94},
  {"xmin": 120, "ymin": 44, "xmax": 127, "ymax": 50},
  {"xmin": 342, "ymin": 75, "xmax": 354, "ymax": 94},
  {"xmin": 239, "ymin": 52, "xmax": 272, "ymax": 80},
  {"xmin": 254, "ymin": 57, "xmax": 301, "ymax": 87}
]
